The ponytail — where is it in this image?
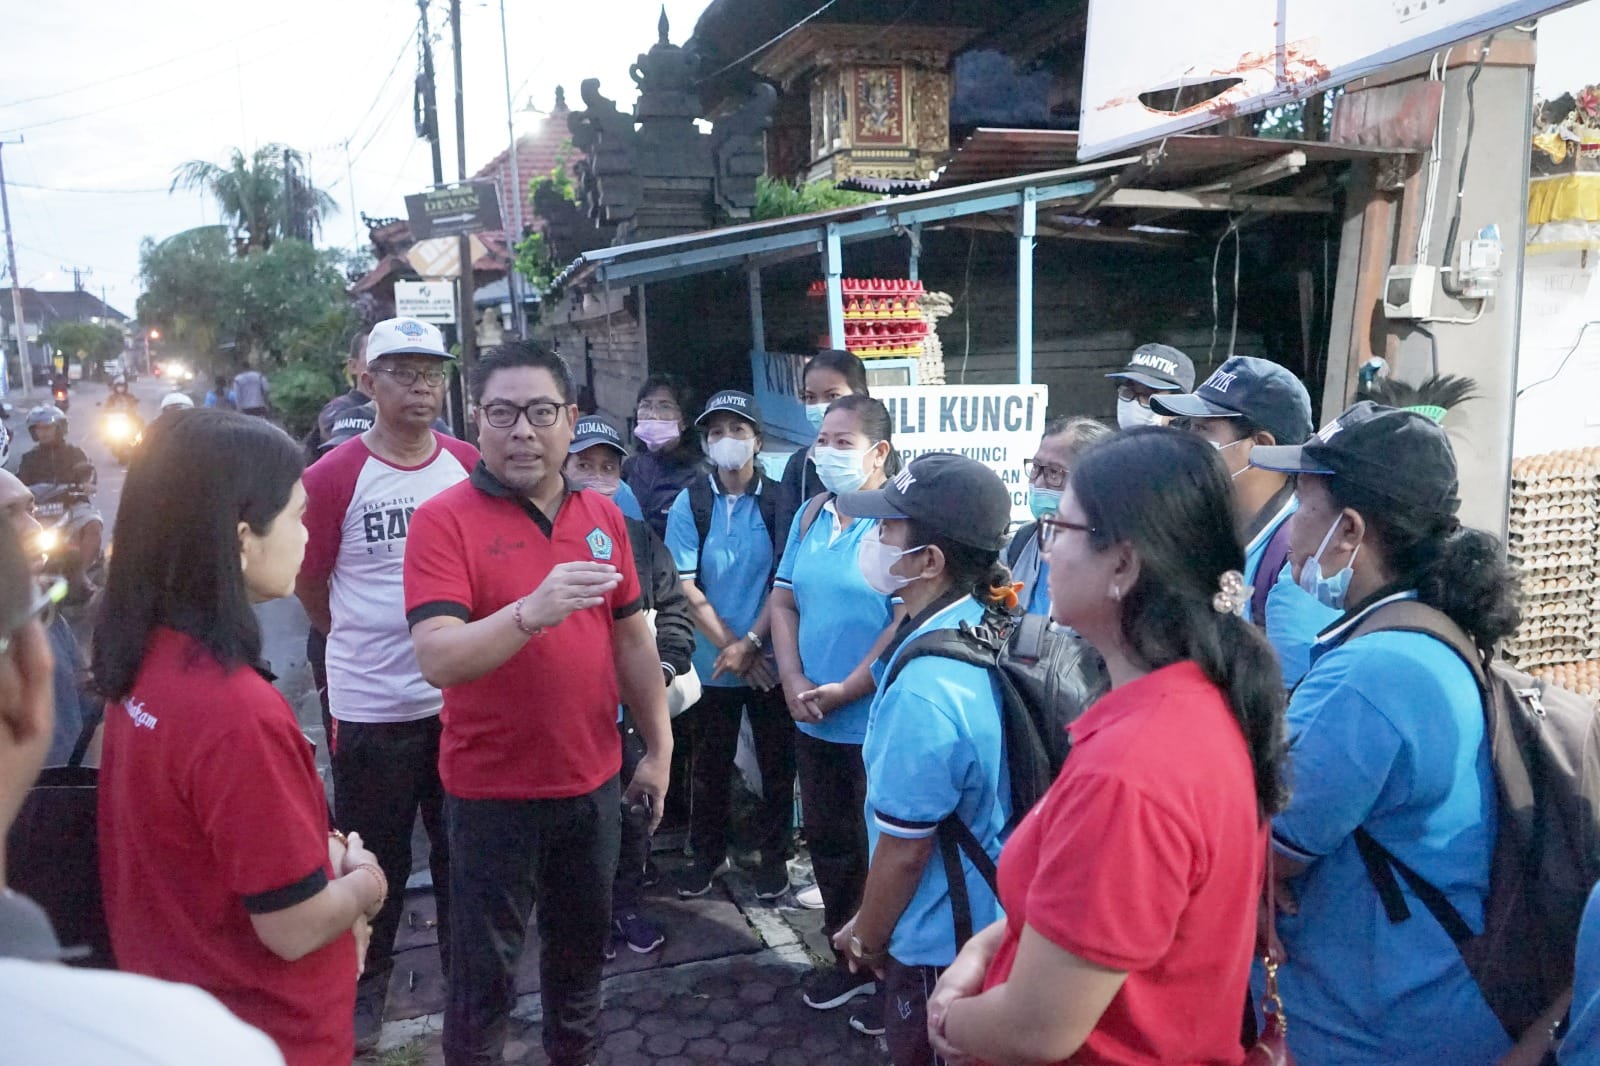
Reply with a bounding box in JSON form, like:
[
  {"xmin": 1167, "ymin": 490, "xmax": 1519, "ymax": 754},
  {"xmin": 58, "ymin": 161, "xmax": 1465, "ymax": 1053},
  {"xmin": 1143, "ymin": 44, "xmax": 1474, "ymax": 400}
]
[
  {"xmin": 1413, "ymin": 527, "xmax": 1521, "ymax": 649},
  {"xmin": 905, "ymin": 521, "xmax": 1013, "ymax": 611}
]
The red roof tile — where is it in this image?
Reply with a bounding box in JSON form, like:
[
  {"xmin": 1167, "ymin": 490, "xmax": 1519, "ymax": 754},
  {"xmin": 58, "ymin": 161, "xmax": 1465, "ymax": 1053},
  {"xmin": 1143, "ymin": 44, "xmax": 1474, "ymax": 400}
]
[{"xmin": 473, "ymin": 101, "xmax": 582, "ymax": 235}]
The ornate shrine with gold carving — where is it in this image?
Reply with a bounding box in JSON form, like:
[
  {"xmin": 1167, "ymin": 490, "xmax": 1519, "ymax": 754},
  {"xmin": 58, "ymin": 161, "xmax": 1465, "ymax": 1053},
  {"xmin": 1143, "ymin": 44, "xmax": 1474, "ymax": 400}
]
[{"xmin": 754, "ymin": 24, "xmax": 977, "ymax": 185}]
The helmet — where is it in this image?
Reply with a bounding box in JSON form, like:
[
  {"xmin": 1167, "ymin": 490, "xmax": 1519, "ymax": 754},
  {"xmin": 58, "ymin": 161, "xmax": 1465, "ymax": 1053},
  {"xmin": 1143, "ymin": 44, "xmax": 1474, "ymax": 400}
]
[
  {"xmin": 25, "ymin": 404, "xmax": 67, "ymax": 428},
  {"xmin": 160, "ymin": 392, "xmax": 195, "ymax": 411},
  {"xmin": 112, "ymin": 375, "xmax": 128, "ymax": 391}
]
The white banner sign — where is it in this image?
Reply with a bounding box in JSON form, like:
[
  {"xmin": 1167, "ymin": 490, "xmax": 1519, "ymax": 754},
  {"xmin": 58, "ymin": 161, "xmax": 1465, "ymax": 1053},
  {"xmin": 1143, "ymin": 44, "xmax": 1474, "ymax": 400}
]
[
  {"xmin": 1080, "ymin": 0, "xmax": 1575, "ymax": 160},
  {"xmin": 394, "ymin": 281, "xmax": 457, "ymax": 323},
  {"xmin": 877, "ymin": 384, "xmax": 1050, "ymax": 524}
]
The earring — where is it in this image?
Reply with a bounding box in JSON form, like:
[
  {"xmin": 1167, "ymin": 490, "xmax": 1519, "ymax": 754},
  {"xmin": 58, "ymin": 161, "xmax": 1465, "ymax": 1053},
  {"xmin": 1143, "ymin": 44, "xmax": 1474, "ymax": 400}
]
[{"xmin": 1109, "ymin": 584, "xmax": 1121, "ymax": 603}]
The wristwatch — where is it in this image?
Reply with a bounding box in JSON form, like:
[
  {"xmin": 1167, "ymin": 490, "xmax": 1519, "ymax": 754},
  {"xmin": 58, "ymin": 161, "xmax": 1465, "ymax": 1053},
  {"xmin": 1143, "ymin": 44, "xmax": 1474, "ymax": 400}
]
[
  {"xmin": 849, "ymin": 933, "xmax": 889, "ymax": 967},
  {"xmin": 745, "ymin": 630, "xmax": 764, "ymax": 650}
]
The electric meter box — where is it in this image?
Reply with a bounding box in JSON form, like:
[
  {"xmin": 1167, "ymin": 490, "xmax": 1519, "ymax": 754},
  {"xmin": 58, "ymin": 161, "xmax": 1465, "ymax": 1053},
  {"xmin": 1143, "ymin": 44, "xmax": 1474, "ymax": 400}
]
[{"xmin": 1383, "ymin": 264, "xmax": 1438, "ymax": 320}]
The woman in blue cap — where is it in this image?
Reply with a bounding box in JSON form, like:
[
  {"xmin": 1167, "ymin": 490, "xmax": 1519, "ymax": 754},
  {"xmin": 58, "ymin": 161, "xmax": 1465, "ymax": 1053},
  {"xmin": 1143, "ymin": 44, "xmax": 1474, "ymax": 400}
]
[{"xmin": 1247, "ymin": 401, "xmax": 1522, "ymax": 1064}]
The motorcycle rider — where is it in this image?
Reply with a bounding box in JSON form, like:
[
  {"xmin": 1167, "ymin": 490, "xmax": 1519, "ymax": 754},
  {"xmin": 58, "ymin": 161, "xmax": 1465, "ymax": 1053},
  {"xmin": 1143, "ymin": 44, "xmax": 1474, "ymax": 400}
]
[
  {"xmin": 16, "ymin": 405, "xmax": 102, "ymax": 602},
  {"xmin": 105, "ymin": 376, "xmax": 139, "ymax": 414}
]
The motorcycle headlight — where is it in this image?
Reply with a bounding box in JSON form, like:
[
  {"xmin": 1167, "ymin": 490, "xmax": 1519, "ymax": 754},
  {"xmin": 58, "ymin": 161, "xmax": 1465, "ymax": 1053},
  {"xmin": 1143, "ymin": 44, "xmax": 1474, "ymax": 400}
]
[{"xmin": 35, "ymin": 527, "xmax": 61, "ymax": 555}]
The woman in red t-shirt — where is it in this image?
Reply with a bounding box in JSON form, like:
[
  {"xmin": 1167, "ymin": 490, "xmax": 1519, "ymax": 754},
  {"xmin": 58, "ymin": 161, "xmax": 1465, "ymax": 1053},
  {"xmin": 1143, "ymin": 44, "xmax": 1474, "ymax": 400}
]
[
  {"xmin": 93, "ymin": 410, "xmax": 388, "ymax": 1066},
  {"xmin": 927, "ymin": 428, "xmax": 1289, "ymax": 1066}
]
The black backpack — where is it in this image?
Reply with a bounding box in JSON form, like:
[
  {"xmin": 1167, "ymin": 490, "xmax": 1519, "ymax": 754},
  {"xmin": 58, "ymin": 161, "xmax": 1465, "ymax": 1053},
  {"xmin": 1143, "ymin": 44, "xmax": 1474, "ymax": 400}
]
[
  {"xmin": 688, "ymin": 474, "xmax": 781, "ymax": 579},
  {"xmin": 1347, "ymin": 599, "xmax": 1600, "ymax": 1042},
  {"xmin": 883, "ymin": 606, "xmax": 1110, "ymax": 945}
]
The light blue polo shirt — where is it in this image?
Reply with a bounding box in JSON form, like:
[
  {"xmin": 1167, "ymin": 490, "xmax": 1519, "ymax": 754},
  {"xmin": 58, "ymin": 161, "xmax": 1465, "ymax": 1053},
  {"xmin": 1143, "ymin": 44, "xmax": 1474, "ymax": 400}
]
[
  {"xmin": 774, "ymin": 502, "xmax": 895, "ymax": 743},
  {"xmin": 865, "ymin": 595, "xmax": 1010, "ymax": 968},
  {"xmin": 614, "ymin": 479, "xmax": 644, "ymax": 521},
  {"xmin": 665, "ymin": 476, "xmax": 774, "ymax": 689},
  {"xmin": 1561, "ymin": 883, "xmax": 1600, "ymax": 1064},
  {"xmin": 1261, "ymin": 591, "xmax": 1508, "ymax": 1065},
  {"xmin": 1242, "ymin": 495, "xmax": 1297, "ymax": 625}
]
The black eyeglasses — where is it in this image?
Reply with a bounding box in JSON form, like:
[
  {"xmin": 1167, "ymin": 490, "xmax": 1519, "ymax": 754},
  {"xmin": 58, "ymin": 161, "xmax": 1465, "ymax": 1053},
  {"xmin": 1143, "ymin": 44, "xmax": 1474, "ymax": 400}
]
[
  {"xmin": 1038, "ymin": 516, "xmax": 1094, "ymax": 550},
  {"xmin": 636, "ymin": 399, "xmax": 681, "ymax": 418},
  {"xmin": 1115, "ymin": 385, "xmax": 1155, "ymax": 407},
  {"xmin": 374, "ymin": 365, "xmax": 449, "ymax": 388},
  {"xmin": 0, "ymin": 575, "xmax": 67, "ymax": 657},
  {"xmin": 1024, "ymin": 458, "xmax": 1070, "ymax": 489},
  {"xmin": 480, "ymin": 401, "xmax": 564, "ymax": 430}
]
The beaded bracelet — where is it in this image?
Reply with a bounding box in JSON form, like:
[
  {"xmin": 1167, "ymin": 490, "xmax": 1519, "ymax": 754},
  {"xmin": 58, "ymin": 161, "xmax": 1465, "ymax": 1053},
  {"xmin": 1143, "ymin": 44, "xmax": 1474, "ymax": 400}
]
[
  {"xmin": 352, "ymin": 861, "xmax": 388, "ymax": 913},
  {"xmin": 511, "ymin": 596, "xmax": 544, "ymax": 637}
]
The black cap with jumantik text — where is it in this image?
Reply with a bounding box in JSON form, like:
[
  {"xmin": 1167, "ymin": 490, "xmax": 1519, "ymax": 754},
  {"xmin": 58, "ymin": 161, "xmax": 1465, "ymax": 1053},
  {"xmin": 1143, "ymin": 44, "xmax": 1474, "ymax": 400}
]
[
  {"xmin": 570, "ymin": 415, "xmax": 628, "ymax": 456},
  {"xmin": 1104, "ymin": 343, "xmax": 1196, "ymax": 393},
  {"xmin": 1149, "ymin": 356, "xmax": 1313, "ymax": 446},
  {"xmin": 1249, "ymin": 400, "xmax": 1461, "ymax": 517},
  {"xmin": 695, "ymin": 389, "xmax": 763, "ymax": 429},
  {"xmin": 836, "ymin": 453, "xmax": 1011, "ymax": 551}
]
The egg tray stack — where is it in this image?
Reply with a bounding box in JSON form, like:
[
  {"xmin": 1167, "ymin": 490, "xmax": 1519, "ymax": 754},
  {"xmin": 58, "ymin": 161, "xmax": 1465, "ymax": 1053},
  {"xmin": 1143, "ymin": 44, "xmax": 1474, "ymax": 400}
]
[{"xmin": 1506, "ymin": 448, "xmax": 1600, "ymax": 671}]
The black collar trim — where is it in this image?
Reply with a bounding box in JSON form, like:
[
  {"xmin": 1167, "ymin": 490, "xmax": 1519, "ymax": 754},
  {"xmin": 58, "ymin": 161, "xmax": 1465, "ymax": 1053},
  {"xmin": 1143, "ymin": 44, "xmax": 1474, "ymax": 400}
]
[{"xmin": 469, "ymin": 461, "xmax": 577, "ymax": 537}]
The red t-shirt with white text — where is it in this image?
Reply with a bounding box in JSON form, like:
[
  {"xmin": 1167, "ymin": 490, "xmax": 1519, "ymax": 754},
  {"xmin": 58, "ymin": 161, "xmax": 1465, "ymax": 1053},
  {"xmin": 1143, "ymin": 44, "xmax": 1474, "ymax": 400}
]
[
  {"xmin": 981, "ymin": 661, "xmax": 1266, "ymax": 1065},
  {"xmin": 403, "ymin": 467, "xmax": 642, "ymax": 799},
  {"xmin": 98, "ymin": 628, "xmax": 357, "ymax": 1066}
]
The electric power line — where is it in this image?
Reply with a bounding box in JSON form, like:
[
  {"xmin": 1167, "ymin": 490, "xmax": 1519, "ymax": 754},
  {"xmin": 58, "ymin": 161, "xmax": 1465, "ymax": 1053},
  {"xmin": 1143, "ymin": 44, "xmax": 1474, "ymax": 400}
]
[
  {"xmin": 8, "ymin": 181, "xmax": 169, "ymax": 195},
  {"xmin": 332, "ymin": 21, "xmax": 421, "ymax": 156}
]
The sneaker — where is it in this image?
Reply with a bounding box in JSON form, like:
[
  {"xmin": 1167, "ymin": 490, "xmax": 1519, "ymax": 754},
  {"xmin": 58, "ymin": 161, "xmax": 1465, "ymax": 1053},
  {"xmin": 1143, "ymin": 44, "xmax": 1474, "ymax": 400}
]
[
  {"xmin": 801, "ymin": 966, "xmax": 876, "ymax": 1011},
  {"xmin": 604, "ymin": 939, "xmax": 617, "ymax": 961},
  {"xmin": 848, "ymin": 989, "xmax": 886, "ymax": 1037},
  {"xmin": 640, "ymin": 858, "xmax": 661, "ymax": 888},
  {"xmin": 352, "ymin": 976, "xmax": 387, "ymax": 1053},
  {"xmin": 675, "ymin": 858, "xmax": 728, "ymax": 898},
  {"xmin": 753, "ymin": 860, "xmax": 791, "ymax": 900},
  {"xmin": 794, "ymin": 883, "xmax": 824, "ymax": 910},
  {"xmin": 613, "ymin": 911, "xmax": 665, "ymax": 954}
]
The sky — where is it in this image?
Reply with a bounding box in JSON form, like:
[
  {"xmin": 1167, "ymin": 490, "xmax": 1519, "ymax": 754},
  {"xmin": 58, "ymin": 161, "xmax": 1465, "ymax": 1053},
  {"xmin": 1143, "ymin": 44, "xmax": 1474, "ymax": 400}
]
[
  {"xmin": 2, "ymin": 0, "xmax": 1599, "ymax": 322},
  {"xmin": 0, "ymin": 0, "xmax": 707, "ymax": 318}
]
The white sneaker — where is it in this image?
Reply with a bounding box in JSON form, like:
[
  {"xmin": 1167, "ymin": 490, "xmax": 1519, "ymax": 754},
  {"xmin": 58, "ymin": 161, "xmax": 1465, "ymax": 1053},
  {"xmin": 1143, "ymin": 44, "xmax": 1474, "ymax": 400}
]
[{"xmin": 795, "ymin": 883, "xmax": 824, "ymax": 910}]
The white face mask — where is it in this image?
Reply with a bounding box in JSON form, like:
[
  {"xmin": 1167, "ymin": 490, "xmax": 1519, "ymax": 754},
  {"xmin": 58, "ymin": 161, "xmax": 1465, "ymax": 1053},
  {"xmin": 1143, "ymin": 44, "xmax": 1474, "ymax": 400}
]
[
  {"xmin": 805, "ymin": 403, "xmax": 830, "ymax": 434},
  {"xmin": 1210, "ymin": 436, "xmax": 1249, "ymax": 480},
  {"xmin": 814, "ymin": 445, "xmax": 873, "ymax": 495},
  {"xmin": 1296, "ymin": 513, "xmax": 1361, "ymax": 609},
  {"xmin": 1117, "ymin": 397, "xmax": 1163, "ymax": 430},
  {"xmin": 705, "ymin": 436, "xmax": 757, "ymax": 471},
  {"xmin": 858, "ymin": 524, "xmax": 926, "ymax": 595}
]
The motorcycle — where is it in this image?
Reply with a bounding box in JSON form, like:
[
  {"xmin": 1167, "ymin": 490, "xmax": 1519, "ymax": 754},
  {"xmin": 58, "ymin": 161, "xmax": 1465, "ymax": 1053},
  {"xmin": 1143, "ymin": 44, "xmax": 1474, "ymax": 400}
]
[
  {"xmin": 100, "ymin": 409, "xmax": 144, "ymax": 466},
  {"xmin": 51, "ymin": 383, "xmax": 69, "ymax": 413},
  {"xmin": 30, "ymin": 480, "xmax": 102, "ymax": 585}
]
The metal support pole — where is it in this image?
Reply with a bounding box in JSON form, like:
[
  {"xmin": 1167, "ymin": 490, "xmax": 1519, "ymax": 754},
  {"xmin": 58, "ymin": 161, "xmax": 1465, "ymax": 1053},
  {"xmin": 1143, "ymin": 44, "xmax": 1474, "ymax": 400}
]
[
  {"xmin": 748, "ymin": 266, "xmax": 766, "ymax": 356},
  {"xmin": 449, "ymin": 0, "xmax": 477, "ymax": 440},
  {"xmin": 1017, "ymin": 188, "xmax": 1038, "ymax": 385},
  {"xmin": 498, "ymin": 0, "xmax": 526, "ymax": 337},
  {"xmin": 908, "ymin": 222, "xmax": 922, "ymax": 283},
  {"xmin": 0, "ymin": 141, "xmax": 32, "ymax": 398},
  {"xmin": 824, "ymin": 224, "xmax": 846, "ymax": 350}
]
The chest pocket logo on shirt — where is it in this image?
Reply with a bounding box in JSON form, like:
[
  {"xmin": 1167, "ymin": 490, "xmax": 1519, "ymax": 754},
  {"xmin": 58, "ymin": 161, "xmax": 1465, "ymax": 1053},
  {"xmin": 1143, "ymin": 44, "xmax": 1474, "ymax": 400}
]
[{"xmin": 586, "ymin": 527, "xmax": 615, "ymax": 561}]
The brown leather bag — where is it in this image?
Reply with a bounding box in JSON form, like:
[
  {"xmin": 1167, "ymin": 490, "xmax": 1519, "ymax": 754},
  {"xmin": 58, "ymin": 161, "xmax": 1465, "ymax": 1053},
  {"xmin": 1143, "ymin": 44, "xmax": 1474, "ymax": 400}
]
[{"xmin": 1244, "ymin": 846, "xmax": 1294, "ymax": 1065}]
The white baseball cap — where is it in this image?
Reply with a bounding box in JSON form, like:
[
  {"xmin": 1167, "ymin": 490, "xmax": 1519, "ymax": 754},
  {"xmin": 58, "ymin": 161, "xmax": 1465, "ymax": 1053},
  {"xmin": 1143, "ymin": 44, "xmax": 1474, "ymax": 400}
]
[{"xmin": 367, "ymin": 317, "xmax": 452, "ymax": 361}]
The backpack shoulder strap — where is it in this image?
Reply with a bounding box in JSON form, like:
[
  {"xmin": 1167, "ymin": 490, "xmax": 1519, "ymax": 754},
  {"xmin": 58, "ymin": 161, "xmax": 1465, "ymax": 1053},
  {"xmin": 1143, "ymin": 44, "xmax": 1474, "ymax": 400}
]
[
  {"xmin": 1347, "ymin": 599, "xmax": 1488, "ymax": 688},
  {"xmin": 938, "ymin": 815, "xmax": 1001, "ymax": 950},
  {"xmin": 757, "ymin": 475, "xmax": 779, "ymax": 542},
  {"xmin": 883, "ymin": 626, "xmax": 997, "ymax": 690},
  {"xmin": 798, "ymin": 492, "xmax": 834, "ymax": 541},
  {"xmin": 1249, "ymin": 520, "xmax": 1294, "ymax": 625},
  {"xmin": 687, "ymin": 477, "xmax": 713, "ymax": 552}
]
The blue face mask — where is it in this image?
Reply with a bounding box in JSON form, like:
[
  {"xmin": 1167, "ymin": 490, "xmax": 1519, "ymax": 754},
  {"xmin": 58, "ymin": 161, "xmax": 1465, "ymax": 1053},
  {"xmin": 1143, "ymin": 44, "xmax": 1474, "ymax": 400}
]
[
  {"xmin": 1265, "ymin": 564, "xmax": 1341, "ymax": 690},
  {"xmin": 805, "ymin": 403, "xmax": 829, "ymax": 434},
  {"xmin": 1296, "ymin": 514, "xmax": 1360, "ymax": 610},
  {"xmin": 1028, "ymin": 487, "xmax": 1062, "ymax": 521}
]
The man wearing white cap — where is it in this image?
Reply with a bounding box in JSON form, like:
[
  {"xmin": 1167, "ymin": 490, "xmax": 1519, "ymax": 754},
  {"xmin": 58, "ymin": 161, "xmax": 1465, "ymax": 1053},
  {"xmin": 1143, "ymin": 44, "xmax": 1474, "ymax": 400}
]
[{"xmin": 296, "ymin": 317, "xmax": 481, "ymax": 1050}]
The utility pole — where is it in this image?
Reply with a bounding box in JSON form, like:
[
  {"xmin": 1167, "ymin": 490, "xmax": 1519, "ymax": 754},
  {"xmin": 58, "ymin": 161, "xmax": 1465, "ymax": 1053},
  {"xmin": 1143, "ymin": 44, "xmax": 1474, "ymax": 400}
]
[
  {"xmin": 0, "ymin": 140, "xmax": 33, "ymax": 398},
  {"xmin": 416, "ymin": 0, "xmax": 445, "ymax": 187},
  {"xmin": 283, "ymin": 148, "xmax": 296, "ymax": 242},
  {"xmin": 450, "ymin": 0, "xmax": 478, "ymax": 423},
  {"xmin": 499, "ymin": 0, "xmax": 526, "ymax": 338}
]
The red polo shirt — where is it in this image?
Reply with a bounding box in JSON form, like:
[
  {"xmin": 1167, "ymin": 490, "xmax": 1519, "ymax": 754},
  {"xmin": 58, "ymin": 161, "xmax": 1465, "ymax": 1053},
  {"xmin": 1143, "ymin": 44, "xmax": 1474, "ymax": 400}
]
[
  {"xmin": 404, "ymin": 462, "xmax": 643, "ymax": 799},
  {"xmin": 981, "ymin": 661, "xmax": 1265, "ymax": 1065},
  {"xmin": 98, "ymin": 627, "xmax": 356, "ymax": 1066}
]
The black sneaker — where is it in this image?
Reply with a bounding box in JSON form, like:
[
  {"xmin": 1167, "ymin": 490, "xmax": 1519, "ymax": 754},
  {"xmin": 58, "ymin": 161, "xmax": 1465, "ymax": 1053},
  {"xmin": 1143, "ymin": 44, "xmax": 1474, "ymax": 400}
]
[
  {"xmin": 752, "ymin": 859, "xmax": 791, "ymax": 900},
  {"xmin": 604, "ymin": 939, "xmax": 617, "ymax": 962},
  {"xmin": 640, "ymin": 858, "xmax": 661, "ymax": 888},
  {"xmin": 613, "ymin": 911, "xmax": 665, "ymax": 954},
  {"xmin": 848, "ymin": 988, "xmax": 886, "ymax": 1037},
  {"xmin": 352, "ymin": 976, "xmax": 387, "ymax": 1053},
  {"xmin": 801, "ymin": 966, "xmax": 876, "ymax": 1011},
  {"xmin": 675, "ymin": 858, "xmax": 728, "ymax": 898}
]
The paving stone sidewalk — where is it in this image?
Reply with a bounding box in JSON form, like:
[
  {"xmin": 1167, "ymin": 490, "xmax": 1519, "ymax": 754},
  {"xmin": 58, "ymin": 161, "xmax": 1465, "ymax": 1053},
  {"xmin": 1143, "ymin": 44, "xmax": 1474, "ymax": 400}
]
[{"xmin": 365, "ymin": 856, "xmax": 893, "ymax": 1066}]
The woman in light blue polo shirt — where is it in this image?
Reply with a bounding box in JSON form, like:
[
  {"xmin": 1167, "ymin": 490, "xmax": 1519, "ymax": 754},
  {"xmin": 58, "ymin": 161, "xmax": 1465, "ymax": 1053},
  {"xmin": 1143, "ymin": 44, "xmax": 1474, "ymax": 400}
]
[
  {"xmin": 770, "ymin": 394, "xmax": 903, "ymax": 1024},
  {"xmin": 1248, "ymin": 401, "xmax": 1524, "ymax": 1065},
  {"xmin": 665, "ymin": 390, "xmax": 795, "ymax": 904},
  {"xmin": 828, "ymin": 452, "xmax": 1016, "ymax": 1066}
]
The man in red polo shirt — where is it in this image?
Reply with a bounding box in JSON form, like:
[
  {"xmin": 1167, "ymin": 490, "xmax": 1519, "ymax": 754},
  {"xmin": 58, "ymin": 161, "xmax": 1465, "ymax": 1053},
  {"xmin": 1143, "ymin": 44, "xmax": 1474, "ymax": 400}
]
[{"xmin": 404, "ymin": 341, "xmax": 672, "ymax": 1066}]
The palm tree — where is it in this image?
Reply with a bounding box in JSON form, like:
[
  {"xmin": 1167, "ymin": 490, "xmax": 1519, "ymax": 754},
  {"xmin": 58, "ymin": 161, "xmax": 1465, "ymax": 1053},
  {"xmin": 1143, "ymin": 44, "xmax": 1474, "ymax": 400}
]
[{"xmin": 170, "ymin": 144, "xmax": 337, "ymax": 255}]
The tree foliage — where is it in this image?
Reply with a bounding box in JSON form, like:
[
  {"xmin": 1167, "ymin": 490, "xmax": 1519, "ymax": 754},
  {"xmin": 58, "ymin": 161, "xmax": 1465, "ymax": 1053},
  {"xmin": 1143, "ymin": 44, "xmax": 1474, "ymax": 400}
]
[
  {"xmin": 170, "ymin": 144, "xmax": 337, "ymax": 255},
  {"xmin": 752, "ymin": 176, "xmax": 880, "ymax": 221},
  {"xmin": 40, "ymin": 321, "xmax": 123, "ymax": 371},
  {"xmin": 513, "ymin": 147, "xmax": 580, "ymax": 293}
]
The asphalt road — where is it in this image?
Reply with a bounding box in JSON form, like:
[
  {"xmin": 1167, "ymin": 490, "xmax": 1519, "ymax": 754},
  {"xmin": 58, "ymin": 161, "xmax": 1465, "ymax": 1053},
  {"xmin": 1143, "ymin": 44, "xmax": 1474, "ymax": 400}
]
[{"xmin": 5, "ymin": 375, "xmax": 325, "ymax": 757}]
